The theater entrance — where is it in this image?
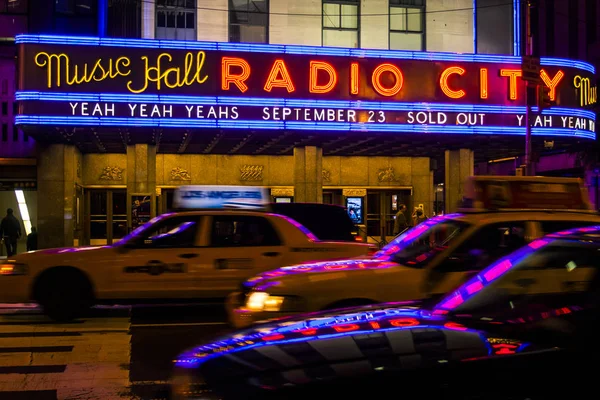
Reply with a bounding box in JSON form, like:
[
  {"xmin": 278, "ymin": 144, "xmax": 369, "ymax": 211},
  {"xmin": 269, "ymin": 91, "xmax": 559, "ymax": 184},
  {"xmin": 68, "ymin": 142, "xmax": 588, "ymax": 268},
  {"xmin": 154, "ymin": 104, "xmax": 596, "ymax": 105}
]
[
  {"xmin": 366, "ymin": 189, "xmax": 412, "ymax": 243},
  {"xmin": 85, "ymin": 189, "xmax": 127, "ymax": 245}
]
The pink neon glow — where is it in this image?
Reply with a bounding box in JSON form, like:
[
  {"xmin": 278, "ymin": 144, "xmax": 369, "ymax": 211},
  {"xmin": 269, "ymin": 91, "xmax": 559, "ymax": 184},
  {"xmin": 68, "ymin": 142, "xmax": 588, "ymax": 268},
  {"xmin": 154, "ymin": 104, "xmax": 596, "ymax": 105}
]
[
  {"xmin": 271, "ymin": 213, "xmax": 319, "ymax": 241},
  {"xmin": 578, "ymin": 226, "xmax": 598, "ymax": 232},
  {"xmin": 483, "ymin": 259, "xmax": 512, "ymax": 282},
  {"xmin": 528, "ymin": 239, "xmax": 548, "ymax": 249},
  {"xmin": 437, "ymin": 293, "xmax": 464, "ymax": 310},
  {"xmin": 554, "ymin": 230, "xmax": 572, "ymax": 236},
  {"xmin": 465, "ymin": 280, "xmax": 484, "ymax": 295}
]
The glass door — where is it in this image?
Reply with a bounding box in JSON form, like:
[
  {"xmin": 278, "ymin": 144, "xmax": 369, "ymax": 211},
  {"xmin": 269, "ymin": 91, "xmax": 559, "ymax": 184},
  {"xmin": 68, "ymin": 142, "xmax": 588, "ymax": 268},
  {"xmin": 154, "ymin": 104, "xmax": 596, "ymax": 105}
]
[
  {"xmin": 366, "ymin": 190, "xmax": 413, "ymax": 243},
  {"xmin": 87, "ymin": 189, "xmax": 127, "ymax": 245}
]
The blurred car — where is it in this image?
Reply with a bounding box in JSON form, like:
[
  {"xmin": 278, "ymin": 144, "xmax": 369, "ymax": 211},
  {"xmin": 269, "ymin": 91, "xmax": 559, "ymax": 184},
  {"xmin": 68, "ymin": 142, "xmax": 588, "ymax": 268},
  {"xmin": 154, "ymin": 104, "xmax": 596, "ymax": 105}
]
[
  {"xmin": 269, "ymin": 202, "xmax": 360, "ymax": 242},
  {"xmin": 0, "ymin": 186, "xmax": 373, "ymax": 321},
  {"xmin": 172, "ymin": 226, "xmax": 600, "ymax": 399},
  {"xmin": 227, "ymin": 176, "xmax": 600, "ymax": 328}
]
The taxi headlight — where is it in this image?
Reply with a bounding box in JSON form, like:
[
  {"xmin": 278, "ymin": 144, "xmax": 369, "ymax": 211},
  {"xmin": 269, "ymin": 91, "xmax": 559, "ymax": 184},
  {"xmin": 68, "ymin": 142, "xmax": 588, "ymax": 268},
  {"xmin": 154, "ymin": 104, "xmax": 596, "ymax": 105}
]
[
  {"xmin": 0, "ymin": 262, "xmax": 27, "ymax": 276},
  {"xmin": 246, "ymin": 292, "xmax": 285, "ymax": 312}
]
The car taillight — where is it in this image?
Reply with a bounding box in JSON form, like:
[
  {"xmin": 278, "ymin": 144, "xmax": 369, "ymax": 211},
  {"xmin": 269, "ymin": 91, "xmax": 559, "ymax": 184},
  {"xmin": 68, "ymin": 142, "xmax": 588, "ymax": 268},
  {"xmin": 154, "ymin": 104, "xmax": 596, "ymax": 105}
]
[{"xmin": 354, "ymin": 235, "xmax": 363, "ymax": 242}]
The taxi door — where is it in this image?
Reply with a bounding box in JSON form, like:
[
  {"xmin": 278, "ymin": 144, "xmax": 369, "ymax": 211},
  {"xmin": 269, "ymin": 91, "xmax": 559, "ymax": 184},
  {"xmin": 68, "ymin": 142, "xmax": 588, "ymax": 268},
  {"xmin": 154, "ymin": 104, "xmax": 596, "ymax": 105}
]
[
  {"xmin": 195, "ymin": 214, "xmax": 286, "ymax": 296},
  {"xmin": 424, "ymin": 221, "xmax": 541, "ymax": 296},
  {"xmin": 111, "ymin": 214, "xmax": 205, "ymax": 299}
]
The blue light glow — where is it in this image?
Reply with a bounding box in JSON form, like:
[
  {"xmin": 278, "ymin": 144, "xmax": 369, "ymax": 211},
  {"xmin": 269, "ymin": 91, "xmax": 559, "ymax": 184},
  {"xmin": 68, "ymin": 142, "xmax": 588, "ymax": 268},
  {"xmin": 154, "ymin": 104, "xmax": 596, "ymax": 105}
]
[
  {"xmin": 14, "ymin": 34, "xmax": 594, "ymax": 74},
  {"xmin": 514, "ymin": 0, "xmax": 521, "ymax": 56},
  {"xmin": 473, "ymin": 0, "xmax": 478, "ymax": 54},
  {"xmin": 14, "ymin": 115, "xmax": 595, "ymax": 139}
]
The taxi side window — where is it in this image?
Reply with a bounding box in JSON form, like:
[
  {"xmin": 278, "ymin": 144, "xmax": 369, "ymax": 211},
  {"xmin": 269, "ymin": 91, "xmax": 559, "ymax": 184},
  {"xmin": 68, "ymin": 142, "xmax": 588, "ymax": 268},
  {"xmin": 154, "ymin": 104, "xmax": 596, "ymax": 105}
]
[
  {"xmin": 519, "ymin": 245, "xmax": 600, "ymax": 270},
  {"xmin": 140, "ymin": 216, "xmax": 200, "ymax": 248},
  {"xmin": 439, "ymin": 222, "xmax": 527, "ymax": 272},
  {"xmin": 540, "ymin": 221, "xmax": 596, "ymax": 235},
  {"xmin": 210, "ymin": 216, "xmax": 281, "ymax": 247}
]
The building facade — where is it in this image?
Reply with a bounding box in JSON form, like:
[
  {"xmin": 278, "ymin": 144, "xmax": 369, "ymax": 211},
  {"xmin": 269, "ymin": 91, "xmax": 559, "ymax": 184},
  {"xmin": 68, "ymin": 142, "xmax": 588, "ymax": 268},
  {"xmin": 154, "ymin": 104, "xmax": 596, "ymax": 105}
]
[{"xmin": 1, "ymin": 1, "xmax": 597, "ymax": 251}]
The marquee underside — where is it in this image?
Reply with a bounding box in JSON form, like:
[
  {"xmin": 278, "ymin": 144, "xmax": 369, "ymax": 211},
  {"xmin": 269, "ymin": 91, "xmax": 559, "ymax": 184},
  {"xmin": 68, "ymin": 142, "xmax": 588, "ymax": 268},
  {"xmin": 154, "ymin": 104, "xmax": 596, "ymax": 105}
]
[{"xmin": 21, "ymin": 126, "xmax": 586, "ymax": 163}]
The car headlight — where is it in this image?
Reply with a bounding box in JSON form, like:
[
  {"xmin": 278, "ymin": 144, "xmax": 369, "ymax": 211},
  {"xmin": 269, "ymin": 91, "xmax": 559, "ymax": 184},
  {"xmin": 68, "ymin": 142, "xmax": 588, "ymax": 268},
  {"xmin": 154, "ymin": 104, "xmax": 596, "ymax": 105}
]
[
  {"xmin": 0, "ymin": 262, "xmax": 27, "ymax": 276},
  {"xmin": 246, "ymin": 292, "xmax": 285, "ymax": 312}
]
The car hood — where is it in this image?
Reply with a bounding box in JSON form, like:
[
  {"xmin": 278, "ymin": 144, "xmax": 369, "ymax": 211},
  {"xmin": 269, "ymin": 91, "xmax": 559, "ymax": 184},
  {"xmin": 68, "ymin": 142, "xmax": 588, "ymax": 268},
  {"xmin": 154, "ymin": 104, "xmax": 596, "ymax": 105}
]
[
  {"xmin": 243, "ymin": 257, "xmax": 400, "ymax": 291},
  {"xmin": 10, "ymin": 245, "xmax": 112, "ymax": 260},
  {"xmin": 173, "ymin": 301, "xmax": 558, "ymax": 395}
]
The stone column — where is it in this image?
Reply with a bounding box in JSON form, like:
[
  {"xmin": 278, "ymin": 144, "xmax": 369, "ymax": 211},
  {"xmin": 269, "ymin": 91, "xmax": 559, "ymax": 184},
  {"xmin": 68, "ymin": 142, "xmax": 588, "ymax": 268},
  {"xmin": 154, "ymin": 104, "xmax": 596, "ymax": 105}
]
[
  {"xmin": 127, "ymin": 144, "xmax": 157, "ymax": 229},
  {"xmin": 445, "ymin": 149, "xmax": 474, "ymax": 213},
  {"xmin": 37, "ymin": 144, "xmax": 79, "ymax": 249},
  {"xmin": 293, "ymin": 146, "xmax": 323, "ymax": 203}
]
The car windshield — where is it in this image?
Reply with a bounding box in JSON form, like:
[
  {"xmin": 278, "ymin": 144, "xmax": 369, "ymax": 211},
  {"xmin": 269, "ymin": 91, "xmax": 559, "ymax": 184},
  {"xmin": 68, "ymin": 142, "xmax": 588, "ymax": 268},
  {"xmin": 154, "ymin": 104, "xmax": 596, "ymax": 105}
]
[
  {"xmin": 375, "ymin": 214, "xmax": 470, "ymax": 268},
  {"xmin": 113, "ymin": 213, "xmax": 173, "ymax": 246},
  {"xmin": 433, "ymin": 238, "xmax": 600, "ymax": 314}
]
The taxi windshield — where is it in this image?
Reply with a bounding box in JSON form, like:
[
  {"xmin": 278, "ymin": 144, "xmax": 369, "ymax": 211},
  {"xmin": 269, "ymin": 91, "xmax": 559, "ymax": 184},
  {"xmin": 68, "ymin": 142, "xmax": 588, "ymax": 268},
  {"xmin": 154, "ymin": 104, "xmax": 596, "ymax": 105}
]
[{"xmin": 376, "ymin": 214, "xmax": 469, "ymax": 268}]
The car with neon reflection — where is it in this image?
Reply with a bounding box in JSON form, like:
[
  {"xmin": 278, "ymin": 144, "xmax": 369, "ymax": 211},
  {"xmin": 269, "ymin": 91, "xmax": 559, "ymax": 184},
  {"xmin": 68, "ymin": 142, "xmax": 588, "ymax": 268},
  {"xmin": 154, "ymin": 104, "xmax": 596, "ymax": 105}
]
[
  {"xmin": 227, "ymin": 176, "xmax": 600, "ymax": 328},
  {"xmin": 0, "ymin": 186, "xmax": 373, "ymax": 321},
  {"xmin": 172, "ymin": 227, "xmax": 600, "ymax": 399}
]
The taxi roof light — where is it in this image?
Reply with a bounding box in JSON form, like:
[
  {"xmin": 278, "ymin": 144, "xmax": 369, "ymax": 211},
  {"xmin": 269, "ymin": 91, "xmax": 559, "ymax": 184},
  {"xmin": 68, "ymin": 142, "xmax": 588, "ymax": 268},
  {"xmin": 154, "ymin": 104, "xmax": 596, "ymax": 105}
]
[
  {"xmin": 458, "ymin": 176, "xmax": 594, "ymax": 213},
  {"xmin": 172, "ymin": 185, "xmax": 270, "ymax": 211}
]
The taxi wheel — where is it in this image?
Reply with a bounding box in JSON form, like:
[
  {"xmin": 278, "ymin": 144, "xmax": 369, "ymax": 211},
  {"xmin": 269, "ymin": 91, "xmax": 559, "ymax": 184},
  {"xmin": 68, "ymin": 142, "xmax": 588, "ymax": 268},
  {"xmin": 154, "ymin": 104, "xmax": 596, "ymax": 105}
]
[{"xmin": 34, "ymin": 268, "xmax": 94, "ymax": 322}]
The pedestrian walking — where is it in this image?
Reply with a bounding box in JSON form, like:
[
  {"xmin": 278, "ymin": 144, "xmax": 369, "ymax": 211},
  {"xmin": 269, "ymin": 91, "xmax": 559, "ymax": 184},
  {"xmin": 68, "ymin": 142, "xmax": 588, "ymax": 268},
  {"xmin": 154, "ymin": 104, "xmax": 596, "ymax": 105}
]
[{"xmin": 1, "ymin": 208, "xmax": 22, "ymax": 256}]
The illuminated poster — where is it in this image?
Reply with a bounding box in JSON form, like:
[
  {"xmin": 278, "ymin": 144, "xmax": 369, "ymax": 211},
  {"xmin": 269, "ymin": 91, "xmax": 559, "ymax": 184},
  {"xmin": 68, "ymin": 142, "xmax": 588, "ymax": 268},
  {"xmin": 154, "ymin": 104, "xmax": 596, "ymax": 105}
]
[
  {"xmin": 131, "ymin": 195, "xmax": 151, "ymax": 230},
  {"xmin": 346, "ymin": 197, "xmax": 363, "ymax": 224}
]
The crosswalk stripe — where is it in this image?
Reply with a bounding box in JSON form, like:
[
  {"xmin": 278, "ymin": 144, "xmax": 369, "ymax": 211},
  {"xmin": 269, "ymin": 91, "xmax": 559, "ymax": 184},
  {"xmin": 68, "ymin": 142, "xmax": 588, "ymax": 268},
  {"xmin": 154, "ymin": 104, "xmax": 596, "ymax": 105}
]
[
  {"xmin": 0, "ymin": 346, "xmax": 74, "ymax": 353},
  {"xmin": 0, "ymin": 314, "xmax": 132, "ymax": 398}
]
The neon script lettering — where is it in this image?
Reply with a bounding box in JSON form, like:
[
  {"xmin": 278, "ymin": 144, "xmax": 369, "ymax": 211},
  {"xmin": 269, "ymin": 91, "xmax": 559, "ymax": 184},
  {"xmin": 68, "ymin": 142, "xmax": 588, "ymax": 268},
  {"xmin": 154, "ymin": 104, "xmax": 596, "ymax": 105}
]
[
  {"xmin": 574, "ymin": 75, "xmax": 598, "ymax": 107},
  {"xmin": 34, "ymin": 51, "xmax": 209, "ymax": 94}
]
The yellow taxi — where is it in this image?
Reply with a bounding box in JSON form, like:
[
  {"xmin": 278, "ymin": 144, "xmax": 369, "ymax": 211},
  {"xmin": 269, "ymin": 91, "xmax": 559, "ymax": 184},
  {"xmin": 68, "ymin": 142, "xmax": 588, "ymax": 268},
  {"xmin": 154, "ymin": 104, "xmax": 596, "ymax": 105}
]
[
  {"xmin": 0, "ymin": 186, "xmax": 373, "ymax": 320},
  {"xmin": 227, "ymin": 176, "xmax": 600, "ymax": 329}
]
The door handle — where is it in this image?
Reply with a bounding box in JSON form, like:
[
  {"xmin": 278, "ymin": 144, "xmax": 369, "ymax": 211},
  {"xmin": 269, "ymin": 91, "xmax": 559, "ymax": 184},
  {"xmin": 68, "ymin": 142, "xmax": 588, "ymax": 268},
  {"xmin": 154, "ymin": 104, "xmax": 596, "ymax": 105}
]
[
  {"xmin": 178, "ymin": 253, "xmax": 198, "ymax": 259},
  {"xmin": 262, "ymin": 252, "xmax": 280, "ymax": 257}
]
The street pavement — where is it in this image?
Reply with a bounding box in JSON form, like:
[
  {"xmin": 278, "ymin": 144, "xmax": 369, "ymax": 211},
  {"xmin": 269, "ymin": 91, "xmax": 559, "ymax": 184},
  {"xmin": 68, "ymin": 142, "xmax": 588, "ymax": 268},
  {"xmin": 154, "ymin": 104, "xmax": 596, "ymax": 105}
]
[{"xmin": 0, "ymin": 303, "xmax": 233, "ymax": 399}]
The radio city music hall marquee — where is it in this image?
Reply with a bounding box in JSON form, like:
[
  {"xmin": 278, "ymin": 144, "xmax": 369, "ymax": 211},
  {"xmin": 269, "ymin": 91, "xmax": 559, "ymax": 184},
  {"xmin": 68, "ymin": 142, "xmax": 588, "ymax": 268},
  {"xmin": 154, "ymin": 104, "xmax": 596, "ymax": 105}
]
[{"xmin": 15, "ymin": 35, "xmax": 596, "ymax": 138}]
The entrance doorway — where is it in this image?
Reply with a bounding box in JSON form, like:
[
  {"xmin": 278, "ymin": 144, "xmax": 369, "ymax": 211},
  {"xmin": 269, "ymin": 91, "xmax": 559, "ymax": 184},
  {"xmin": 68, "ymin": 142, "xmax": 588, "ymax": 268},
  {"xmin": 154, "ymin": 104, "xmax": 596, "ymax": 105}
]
[
  {"xmin": 366, "ymin": 189, "xmax": 412, "ymax": 242},
  {"xmin": 86, "ymin": 189, "xmax": 127, "ymax": 245},
  {"xmin": 158, "ymin": 188, "xmax": 175, "ymax": 214}
]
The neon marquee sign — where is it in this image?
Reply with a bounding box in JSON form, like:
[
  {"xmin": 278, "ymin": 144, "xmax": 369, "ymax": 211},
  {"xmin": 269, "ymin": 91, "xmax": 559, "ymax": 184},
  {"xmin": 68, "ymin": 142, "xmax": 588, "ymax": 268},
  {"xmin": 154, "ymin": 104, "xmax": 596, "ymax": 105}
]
[{"xmin": 15, "ymin": 35, "xmax": 596, "ymax": 139}]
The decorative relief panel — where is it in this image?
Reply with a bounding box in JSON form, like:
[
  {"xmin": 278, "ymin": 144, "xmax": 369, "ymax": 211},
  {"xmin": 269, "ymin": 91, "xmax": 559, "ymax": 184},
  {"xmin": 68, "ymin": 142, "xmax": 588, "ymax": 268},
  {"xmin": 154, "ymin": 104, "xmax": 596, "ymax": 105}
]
[
  {"xmin": 377, "ymin": 166, "xmax": 398, "ymax": 182},
  {"xmin": 322, "ymin": 169, "xmax": 331, "ymax": 182},
  {"xmin": 271, "ymin": 187, "xmax": 294, "ymax": 197},
  {"xmin": 240, "ymin": 165, "xmax": 264, "ymax": 181},
  {"xmin": 170, "ymin": 167, "xmax": 191, "ymax": 181},
  {"xmin": 99, "ymin": 166, "xmax": 124, "ymax": 181},
  {"xmin": 342, "ymin": 188, "xmax": 367, "ymax": 197}
]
